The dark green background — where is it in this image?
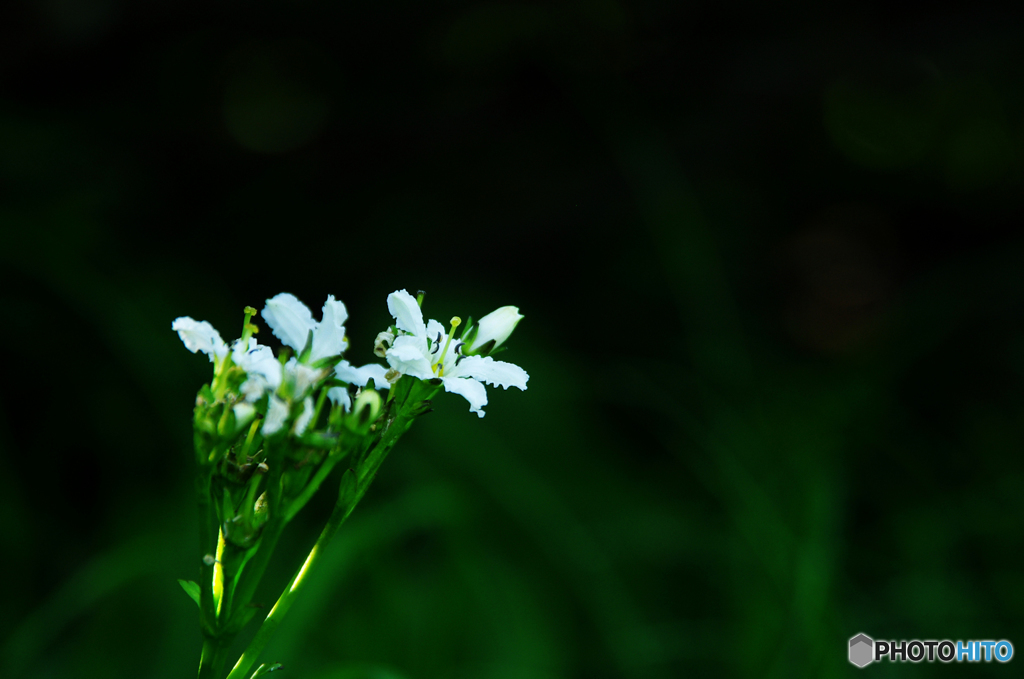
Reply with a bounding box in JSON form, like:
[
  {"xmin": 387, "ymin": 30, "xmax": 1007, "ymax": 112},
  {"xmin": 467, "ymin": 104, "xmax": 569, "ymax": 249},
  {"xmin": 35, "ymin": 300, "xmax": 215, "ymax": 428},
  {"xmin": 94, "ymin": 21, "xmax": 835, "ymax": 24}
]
[{"xmin": 2, "ymin": 1, "xmax": 1023, "ymax": 677}]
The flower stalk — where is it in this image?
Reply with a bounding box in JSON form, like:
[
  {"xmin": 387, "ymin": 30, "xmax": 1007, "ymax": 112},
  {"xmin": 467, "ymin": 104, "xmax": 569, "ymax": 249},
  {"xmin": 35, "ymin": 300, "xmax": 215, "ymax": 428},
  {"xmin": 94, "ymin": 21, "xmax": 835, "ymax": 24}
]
[{"xmin": 175, "ymin": 291, "xmax": 526, "ymax": 678}]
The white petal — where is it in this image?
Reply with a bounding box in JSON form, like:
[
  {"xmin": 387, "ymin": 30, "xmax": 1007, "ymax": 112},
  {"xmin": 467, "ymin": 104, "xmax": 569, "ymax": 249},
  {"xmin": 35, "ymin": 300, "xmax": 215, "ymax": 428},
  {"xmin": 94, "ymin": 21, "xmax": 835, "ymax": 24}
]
[
  {"xmin": 442, "ymin": 376, "xmax": 488, "ymax": 418},
  {"xmin": 311, "ymin": 295, "xmax": 348, "ymax": 362},
  {"xmin": 386, "ymin": 335, "xmax": 434, "ymax": 379},
  {"xmin": 327, "ymin": 386, "xmax": 352, "ymax": 411},
  {"xmin": 294, "ymin": 396, "xmax": 315, "ymax": 436},
  {"xmin": 446, "ymin": 355, "xmax": 528, "ymax": 390},
  {"xmin": 262, "ymin": 396, "xmax": 289, "ymax": 435},
  {"xmin": 425, "ymin": 319, "xmax": 446, "ymax": 344},
  {"xmin": 334, "ymin": 361, "xmax": 390, "ymax": 389},
  {"xmin": 240, "ymin": 375, "xmax": 269, "ymax": 402},
  {"xmin": 262, "ymin": 293, "xmax": 315, "ymax": 352},
  {"xmin": 285, "ymin": 357, "xmax": 324, "ymax": 396},
  {"xmin": 233, "ymin": 403, "xmax": 256, "ymax": 433},
  {"xmin": 233, "ymin": 338, "xmax": 282, "ymax": 389},
  {"xmin": 467, "ymin": 306, "xmax": 522, "ymax": 353},
  {"xmin": 387, "ymin": 289, "xmax": 427, "ymax": 339},
  {"xmin": 172, "ymin": 317, "xmax": 228, "ymax": 361}
]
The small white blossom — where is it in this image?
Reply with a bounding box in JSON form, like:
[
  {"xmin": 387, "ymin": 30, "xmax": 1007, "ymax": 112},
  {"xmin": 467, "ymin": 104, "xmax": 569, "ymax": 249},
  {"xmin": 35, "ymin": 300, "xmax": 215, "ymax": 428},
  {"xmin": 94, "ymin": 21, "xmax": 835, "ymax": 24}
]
[
  {"xmin": 172, "ymin": 317, "xmax": 229, "ymax": 361},
  {"xmin": 335, "ymin": 361, "xmax": 389, "ymax": 389},
  {"xmin": 383, "ymin": 289, "xmax": 528, "ymax": 417},
  {"xmin": 261, "ymin": 293, "xmax": 349, "ymax": 362},
  {"xmin": 326, "ymin": 360, "xmax": 390, "ymax": 411},
  {"xmin": 263, "ymin": 292, "xmax": 388, "ymax": 411},
  {"xmin": 232, "ymin": 337, "xmax": 283, "ymax": 402},
  {"xmin": 284, "ymin": 358, "xmax": 325, "ymax": 398}
]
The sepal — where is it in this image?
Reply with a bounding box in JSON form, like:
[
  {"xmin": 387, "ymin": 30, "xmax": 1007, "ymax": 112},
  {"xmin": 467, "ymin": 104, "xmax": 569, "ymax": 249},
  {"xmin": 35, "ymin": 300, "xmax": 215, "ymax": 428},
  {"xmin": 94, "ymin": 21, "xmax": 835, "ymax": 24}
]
[
  {"xmin": 311, "ymin": 353, "xmax": 345, "ymax": 370},
  {"xmin": 469, "ymin": 338, "xmax": 495, "ymax": 356}
]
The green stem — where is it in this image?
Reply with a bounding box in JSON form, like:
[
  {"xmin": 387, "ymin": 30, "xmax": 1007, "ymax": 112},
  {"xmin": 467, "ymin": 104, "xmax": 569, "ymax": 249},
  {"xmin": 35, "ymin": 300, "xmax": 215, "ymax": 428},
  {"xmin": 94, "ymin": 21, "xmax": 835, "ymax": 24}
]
[
  {"xmin": 283, "ymin": 452, "xmax": 344, "ymax": 522},
  {"xmin": 230, "ymin": 438, "xmax": 287, "ymax": 615},
  {"xmin": 196, "ymin": 468, "xmax": 219, "ymax": 634},
  {"xmin": 224, "ymin": 473, "xmax": 361, "ymax": 679},
  {"xmin": 198, "ymin": 637, "xmax": 233, "ymax": 679},
  {"xmin": 229, "ymin": 517, "xmax": 285, "ymax": 615},
  {"xmin": 218, "ymin": 382, "xmax": 439, "ymax": 678}
]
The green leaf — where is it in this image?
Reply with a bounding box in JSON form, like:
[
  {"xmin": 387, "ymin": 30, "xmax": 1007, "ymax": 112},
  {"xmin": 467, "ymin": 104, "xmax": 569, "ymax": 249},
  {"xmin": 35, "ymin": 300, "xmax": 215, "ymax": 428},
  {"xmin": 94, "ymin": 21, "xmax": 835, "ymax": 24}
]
[{"xmin": 178, "ymin": 579, "xmax": 201, "ymax": 608}]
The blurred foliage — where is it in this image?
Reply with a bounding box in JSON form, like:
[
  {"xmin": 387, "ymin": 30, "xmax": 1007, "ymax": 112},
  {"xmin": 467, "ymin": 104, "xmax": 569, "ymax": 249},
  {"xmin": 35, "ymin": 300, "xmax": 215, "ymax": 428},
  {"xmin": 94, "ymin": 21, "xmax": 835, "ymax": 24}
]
[{"xmin": 2, "ymin": 1, "xmax": 1024, "ymax": 677}]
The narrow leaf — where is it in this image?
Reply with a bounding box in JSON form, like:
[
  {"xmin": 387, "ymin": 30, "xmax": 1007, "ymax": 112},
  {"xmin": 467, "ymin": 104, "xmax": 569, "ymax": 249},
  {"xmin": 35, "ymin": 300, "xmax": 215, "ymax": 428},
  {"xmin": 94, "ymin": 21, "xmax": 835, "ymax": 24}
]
[
  {"xmin": 250, "ymin": 662, "xmax": 283, "ymax": 677},
  {"xmin": 178, "ymin": 579, "xmax": 201, "ymax": 608}
]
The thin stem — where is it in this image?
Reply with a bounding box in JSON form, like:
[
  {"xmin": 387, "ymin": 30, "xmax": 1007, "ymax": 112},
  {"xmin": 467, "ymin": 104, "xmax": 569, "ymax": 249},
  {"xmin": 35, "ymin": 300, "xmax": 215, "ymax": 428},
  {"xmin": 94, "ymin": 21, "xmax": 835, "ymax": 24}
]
[
  {"xmin": 283, "ymin": 452, "xmax": 343, "ymax": 522},
  {"xmin": 310, "ymin": 387, "xmax": 329, "ymax": 429},
  {"xmin": 218, "ymin": 382, "xmax": 439, "ymax": 678},
  {"xmin": 198, "ymin": 637, "xmax": 232, "ymax": 679},
  {"xmin": 224, "ymin": 476, "xmax": 359, "ymax": 679},
  {"xmin": 240, "ymin": 418, "xmax": 261, "ymax": 461},
  {"xmin": 229, "ymin": 517, "xmax": 285, "ymax": 615},
  {"xmin": 196, "ymin": 468, "xmax": 219, "ymax": 633},
  {"xmin": 230, "ymin": 438, "xmax": 287, "ymax": 614}
]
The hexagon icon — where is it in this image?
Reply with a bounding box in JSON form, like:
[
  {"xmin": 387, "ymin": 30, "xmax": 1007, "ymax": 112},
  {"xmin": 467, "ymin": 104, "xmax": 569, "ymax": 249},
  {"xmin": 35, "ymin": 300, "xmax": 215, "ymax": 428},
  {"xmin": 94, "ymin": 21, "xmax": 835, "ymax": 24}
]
[{"xmin": 849, "ymin": 633, "xmax": 874, "ymax": 668}]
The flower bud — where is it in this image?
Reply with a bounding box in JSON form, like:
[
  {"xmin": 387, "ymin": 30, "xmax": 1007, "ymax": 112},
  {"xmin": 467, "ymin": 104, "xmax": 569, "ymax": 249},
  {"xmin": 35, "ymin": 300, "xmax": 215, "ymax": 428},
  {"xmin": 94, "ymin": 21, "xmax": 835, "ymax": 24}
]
[
  {"xmin": 374, "ymin": 331, "xmax": 395, "ymax": 358},
  {"xmin": 253, "ymin": 492, "xmax": 269, "ymax": 529},
  {"xmin": 466, "ymin": 306, "xmax": 523, "ymax": 355},
  {"xmin": 352, "ymin": 389, "xmax": 382, "ymax": 424},
  {"xmin": 232, "ymin": 403, "xmax": 257, "ymax": 434}
]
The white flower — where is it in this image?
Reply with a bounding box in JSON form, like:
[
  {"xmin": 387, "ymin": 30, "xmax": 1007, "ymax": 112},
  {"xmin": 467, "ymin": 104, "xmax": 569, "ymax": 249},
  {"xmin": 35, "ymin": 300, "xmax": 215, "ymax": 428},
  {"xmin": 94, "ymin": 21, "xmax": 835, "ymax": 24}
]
[
  {"xmin": 284, "ymin": 358, "xmax": 325, "ymax": 398},
  {"xmin": 383, "ymin": 289, "xmax": 528, "ymax": 417},
  {"xmin": 262, "ymin": 396, "xmax": 289, "ymax": 435},
  {"xmin": 262, "ymin": 292, "xmax": 388, "ymax": 411},
  {"xmin": 232, "ymin": 337, "xmax": 283, "ymax": 402},
  {"xmin": 335, "ymin": 361, "xmax": 389, "ymax": 389},
  {"xmin": 326, "ymin": 360, "xmax": 390, "ymax": 411},
  {"xmin": 261, "ymin": 293, "xmax": 349, "ymax": 362},
  {"xmin": 172, "ymin": 317, "xmax": 229, "ymax": 362},
  {"xmin": 465, "ymin": 306, "xmax": 523, "ymax": 354}
]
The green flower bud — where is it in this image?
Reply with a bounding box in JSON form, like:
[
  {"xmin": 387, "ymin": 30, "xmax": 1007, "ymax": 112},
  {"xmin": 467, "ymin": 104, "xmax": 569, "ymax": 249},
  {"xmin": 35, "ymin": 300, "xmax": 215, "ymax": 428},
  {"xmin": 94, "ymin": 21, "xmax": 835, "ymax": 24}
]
[{"xmin": 352, "ymin": 389, "xmax": 382, "ymax": 424}]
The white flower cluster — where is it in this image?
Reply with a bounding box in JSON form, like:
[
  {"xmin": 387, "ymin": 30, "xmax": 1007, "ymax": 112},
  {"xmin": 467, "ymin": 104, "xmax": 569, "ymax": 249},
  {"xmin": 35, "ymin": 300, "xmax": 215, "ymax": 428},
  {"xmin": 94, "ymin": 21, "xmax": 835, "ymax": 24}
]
[
  {"xmin": 173, "ymin": 293, "xmax": 387, "ymax": 436},
  {"xmin": 173, "ymin": 290, "xmax": 528, "ymax": 429}
]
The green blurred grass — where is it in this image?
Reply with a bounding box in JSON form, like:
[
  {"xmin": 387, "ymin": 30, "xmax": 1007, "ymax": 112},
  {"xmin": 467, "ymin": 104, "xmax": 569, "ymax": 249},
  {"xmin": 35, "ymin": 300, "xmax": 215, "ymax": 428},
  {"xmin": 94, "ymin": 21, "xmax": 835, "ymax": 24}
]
[{"xmin": 3, "ymin": 3, "xmax": 1024, "ymax": 677}]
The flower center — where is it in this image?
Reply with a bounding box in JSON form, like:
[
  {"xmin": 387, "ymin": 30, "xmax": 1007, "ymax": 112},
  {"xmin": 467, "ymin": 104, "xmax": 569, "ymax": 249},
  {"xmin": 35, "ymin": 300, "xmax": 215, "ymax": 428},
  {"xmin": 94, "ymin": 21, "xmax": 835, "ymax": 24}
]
[{"xmin": 431, "ymin": 317, "xmax": 462, "ymax": 376}]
